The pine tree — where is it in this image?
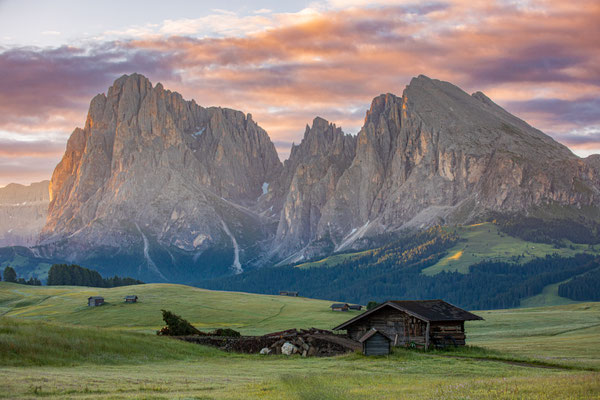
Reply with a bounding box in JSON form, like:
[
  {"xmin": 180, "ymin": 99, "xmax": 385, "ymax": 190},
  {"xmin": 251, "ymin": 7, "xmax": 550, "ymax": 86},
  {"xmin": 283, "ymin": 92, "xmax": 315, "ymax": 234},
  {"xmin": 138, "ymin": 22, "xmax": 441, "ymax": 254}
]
[{"xmin": 3, "ymin": 266, "xmax": 17, "ymax": 283}]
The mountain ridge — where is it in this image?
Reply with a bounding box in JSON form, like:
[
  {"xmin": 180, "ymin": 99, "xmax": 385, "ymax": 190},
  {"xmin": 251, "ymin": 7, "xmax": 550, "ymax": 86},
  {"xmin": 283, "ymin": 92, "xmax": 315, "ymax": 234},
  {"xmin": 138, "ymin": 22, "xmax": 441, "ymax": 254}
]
[
  {"xmin": 0, "ymin": 180, "xmax": 49, "ymax": 247},
  {"xmin": 2, "ymin": 73, "xmax": 599, "ymax": 282}
]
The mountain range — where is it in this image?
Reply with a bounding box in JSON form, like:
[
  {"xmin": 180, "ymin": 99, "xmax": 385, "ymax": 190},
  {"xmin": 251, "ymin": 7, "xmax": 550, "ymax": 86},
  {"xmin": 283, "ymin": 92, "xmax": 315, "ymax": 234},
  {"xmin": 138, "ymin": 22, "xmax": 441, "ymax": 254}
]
[{"xmin": 3, "ymin": 73, "xmax": 600, "ymax": 283}]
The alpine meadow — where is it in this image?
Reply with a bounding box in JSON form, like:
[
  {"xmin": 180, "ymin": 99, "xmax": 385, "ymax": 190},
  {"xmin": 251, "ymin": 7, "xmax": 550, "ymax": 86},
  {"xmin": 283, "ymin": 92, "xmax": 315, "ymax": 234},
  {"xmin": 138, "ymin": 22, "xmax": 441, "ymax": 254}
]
[{"xmin": 1, "ymin": 1, "xmax": 600, "ymax": 399}]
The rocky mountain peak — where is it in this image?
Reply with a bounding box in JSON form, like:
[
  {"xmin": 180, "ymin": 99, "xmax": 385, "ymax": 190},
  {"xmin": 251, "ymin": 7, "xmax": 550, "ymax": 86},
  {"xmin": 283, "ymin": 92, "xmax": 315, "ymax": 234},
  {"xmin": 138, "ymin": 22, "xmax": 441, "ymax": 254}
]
[
  {"xmin": 39, "ymin": 74, "xmax": 283, "ymax": 281},
  {"xmin": 13, "ymin": 73, "xmax": 600, "ymax": 281},
  {"xmin": 364, "ymin": 93, "xmax": 400, "ymax": 124},
  {"xmin": 294, "ymin": 117, "xmax": 350, "ymax": 158},
  {"xmin": 0, "ymin": 180, "xmax": 50, "ymax": 247}
]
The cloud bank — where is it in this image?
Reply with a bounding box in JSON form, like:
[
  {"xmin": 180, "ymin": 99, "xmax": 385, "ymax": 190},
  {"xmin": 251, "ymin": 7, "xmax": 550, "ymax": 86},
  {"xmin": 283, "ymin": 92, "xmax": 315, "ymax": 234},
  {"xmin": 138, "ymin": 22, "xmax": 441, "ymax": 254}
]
[{"xmin": 0, "ymin": 0, "xmax": 598, "ymax": 185}]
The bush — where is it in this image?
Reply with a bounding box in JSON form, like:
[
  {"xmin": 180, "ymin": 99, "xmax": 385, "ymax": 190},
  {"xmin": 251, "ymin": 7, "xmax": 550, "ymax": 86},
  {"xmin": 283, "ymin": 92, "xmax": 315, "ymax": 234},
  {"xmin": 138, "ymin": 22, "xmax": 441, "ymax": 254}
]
[
  {"xmin": 210, "ymin": 328, "xmax": 241, "ymax": 337},
  {"xmin": 157, "ymin": 310, "xmax": 202, "ymax": 336}
]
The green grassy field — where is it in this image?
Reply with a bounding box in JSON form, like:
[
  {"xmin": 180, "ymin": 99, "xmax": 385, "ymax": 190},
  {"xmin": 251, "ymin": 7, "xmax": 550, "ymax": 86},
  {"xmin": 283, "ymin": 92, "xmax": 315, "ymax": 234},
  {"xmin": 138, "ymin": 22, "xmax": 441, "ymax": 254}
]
[
  {"xmin": 289, "ymin": 222, "xmax": 600, "ymax": 277},
  {"xmin": 0, "ymin": 282, "xmax": 359, "ymax": 335},
  {"xmin": 423, "ymin": 222, "xmax": 599, "ymax": 275},
  {"xmin": 294, "ymin": 250, "xmax": 370, "ymax": 269},
  {"xmin": 520, "ymin": 280, "xmax": 579, "ymax": 308},
  {"xmin": 1, "ymin": 283, "xmax": 599, "ymax": 399}
]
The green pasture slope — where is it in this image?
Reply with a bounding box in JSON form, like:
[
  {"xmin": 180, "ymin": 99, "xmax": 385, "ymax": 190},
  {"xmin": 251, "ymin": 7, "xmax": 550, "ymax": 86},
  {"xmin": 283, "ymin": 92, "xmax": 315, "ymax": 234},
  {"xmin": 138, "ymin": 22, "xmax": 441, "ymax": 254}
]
[
  {"xmin": 0, "ymin": 282, "xmax": 359, "ymax": 335},
  {"xmin": 1, "ymin": 282, "xmax": 600, "ymax": 399},
  {"xmin": 292, "ymin": 222, "xmax": 600, "ymax": 275},
  {"xmin": 423, "ymin": 222, "xmax": 600, "ymax": 275}
]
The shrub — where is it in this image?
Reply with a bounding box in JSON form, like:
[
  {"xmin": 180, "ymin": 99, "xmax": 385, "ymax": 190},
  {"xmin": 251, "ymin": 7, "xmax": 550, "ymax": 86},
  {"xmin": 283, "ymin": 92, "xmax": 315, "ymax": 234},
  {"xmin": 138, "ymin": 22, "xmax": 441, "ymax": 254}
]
[
  {"xmin": 210, "ymin": 328, "xmax": 241, "ymax": 337},
  {"xmin": 157, "ymin": 310, "xmax": 203, "ymax": 336}
]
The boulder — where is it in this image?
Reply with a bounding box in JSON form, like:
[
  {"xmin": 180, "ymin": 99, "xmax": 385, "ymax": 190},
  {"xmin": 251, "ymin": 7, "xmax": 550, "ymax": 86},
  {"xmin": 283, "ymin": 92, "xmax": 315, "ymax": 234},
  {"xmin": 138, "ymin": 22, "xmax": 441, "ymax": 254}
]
[{"xmin": 281, "ymin": 342, "xmax": 299, "ymax": 356}]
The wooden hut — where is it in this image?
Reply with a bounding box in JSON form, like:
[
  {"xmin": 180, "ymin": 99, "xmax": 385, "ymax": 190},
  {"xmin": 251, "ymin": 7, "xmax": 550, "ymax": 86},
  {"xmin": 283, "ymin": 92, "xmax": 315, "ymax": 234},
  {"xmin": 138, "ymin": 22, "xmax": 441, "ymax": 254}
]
[
  {"xmin": 359, "ymin": 328, "xmax": 391, "ymax": 356},
  {"xmin": 124, "ymin": 295, "xmax": 138, "ymax": 303},
  {"xmin": 333, "ymin": 300, "xmax": 483, "ymax": 348},
  {"xmin": 279, "ymin": 291, "xmax": 299, "ymax": 297},
  {"xmin": 330, "ymin": 303, "xmax": 349, "ymax": 312},
  {"xmin": 88, "ymin": 296, "xmax": 104, "ymax": 307},
  {"xmin": 348, "ymin": 305, "xmax": 363, "ymax": 311}
]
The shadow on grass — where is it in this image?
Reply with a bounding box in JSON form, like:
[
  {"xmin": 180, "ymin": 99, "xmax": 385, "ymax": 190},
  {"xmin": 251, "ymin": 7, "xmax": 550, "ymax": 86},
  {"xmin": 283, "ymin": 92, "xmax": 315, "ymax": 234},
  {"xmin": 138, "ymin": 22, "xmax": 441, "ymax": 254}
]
[{"xmin": 280, "ymin": 375, "xmax": 362, "ymax": 400}]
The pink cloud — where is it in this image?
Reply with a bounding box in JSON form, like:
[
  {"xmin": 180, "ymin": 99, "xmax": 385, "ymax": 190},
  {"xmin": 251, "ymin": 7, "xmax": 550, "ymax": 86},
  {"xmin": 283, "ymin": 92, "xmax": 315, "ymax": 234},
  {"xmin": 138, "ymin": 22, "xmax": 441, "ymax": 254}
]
[{"xmin": 0, "ymin": 0, "xmax": 599, "ymax": 184}]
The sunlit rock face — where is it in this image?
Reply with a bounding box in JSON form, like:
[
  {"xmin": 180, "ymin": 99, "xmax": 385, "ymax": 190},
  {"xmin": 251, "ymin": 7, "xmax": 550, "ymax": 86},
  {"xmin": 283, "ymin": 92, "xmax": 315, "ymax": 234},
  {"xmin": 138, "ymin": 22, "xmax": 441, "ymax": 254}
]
[
  {"xmin": 40, "ymin": 74, "xmax": 282, "ymax": 281},
  {"xmin": 29, "ymin": 73, "xmax": 600, "ymax": 278},
  {"xmin": 274, "ymin": 76, "xmax": 600, "ymax": 261},
  {"xmin": 0, "ymin": 181, "xmax": 49, "ymax": 247}
]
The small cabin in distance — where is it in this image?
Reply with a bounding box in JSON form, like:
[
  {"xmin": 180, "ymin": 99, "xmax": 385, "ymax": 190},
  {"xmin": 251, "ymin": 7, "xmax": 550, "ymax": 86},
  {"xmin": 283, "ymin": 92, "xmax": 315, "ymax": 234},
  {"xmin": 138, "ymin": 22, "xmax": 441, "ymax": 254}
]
[
  {"xmin": 124, "ymin": 295, "xmax": 138, "ymax": 303},
  {"xmin": 348, "ymin": 305, "xmax": 363, "ymax": 311},
  {"xmin": 333, "ymin": 300, "xmax": 483, "ymax": 348},
  {"xmin": 88, "ymin": 296, "xmax": 104, "ymax": 307},
  {"xmin": 279, "ymin": 291, "xmax": 299, "ymax": 297},
  {"xmin": 331, "ymin": 303, "xmax": 349, "ymax": 312}
]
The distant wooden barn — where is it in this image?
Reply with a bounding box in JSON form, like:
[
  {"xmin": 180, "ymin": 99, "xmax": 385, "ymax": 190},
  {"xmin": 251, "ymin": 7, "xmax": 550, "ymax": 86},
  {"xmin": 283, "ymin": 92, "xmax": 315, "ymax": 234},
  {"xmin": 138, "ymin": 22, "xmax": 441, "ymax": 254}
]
[
  {"xmin": 348, "ymin": 305, "xmax": 363, "ymax": 311},
  {"xmin": 88, "ymin": 296, "xmax": 104, "ymax": 307},
  {"xmin": 333, "ymin": 300, "xmax": 483, "ymax": 348},
  {"xmin": 359, "ymin": 328, "xmax": 391, "ymax": 356},
  {"xmin": 124, "ymin": 295, "xmax": 138, "ymax": 303},
  {"xmin": 330, "ymin": 303, "xmax": 349, "ymax": 312},
  {"xmin": 279, "ymin": 291, "xmax": 299, "ymax": 297}
]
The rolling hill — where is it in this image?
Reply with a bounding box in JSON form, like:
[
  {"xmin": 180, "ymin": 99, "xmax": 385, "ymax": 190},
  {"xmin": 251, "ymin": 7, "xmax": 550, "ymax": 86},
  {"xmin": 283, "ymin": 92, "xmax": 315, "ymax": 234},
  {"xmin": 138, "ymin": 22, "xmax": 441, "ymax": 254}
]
[
  {"xmin": 2, "ymin": 281, "xmax": 600, "ymax": 369},
  {"xmin": 1, "ymin": 281, "xmax": 599, "ymax": 399},
  {"xmin": 0, "ymin": 282, "xmax": 360, "ymax": 335}
]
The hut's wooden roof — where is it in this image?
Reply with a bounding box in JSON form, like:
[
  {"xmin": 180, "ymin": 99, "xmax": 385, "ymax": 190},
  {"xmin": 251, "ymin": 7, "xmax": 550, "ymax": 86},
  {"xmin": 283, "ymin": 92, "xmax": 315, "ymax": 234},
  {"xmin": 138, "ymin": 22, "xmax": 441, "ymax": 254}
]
[
  {"xmin": 358, "ymin": 328, "xmax": 391, "ymax": 343},
  {"xmin": 389, "ymin": 300, "xmax": 483, "ymax": 322},
  {"xmin": 330, "ymin": 303, "xmax": 348, "ymax": 308},
  {"xmin": 333, "ymin": 300, "xmax": 483, "ymax": 330}
]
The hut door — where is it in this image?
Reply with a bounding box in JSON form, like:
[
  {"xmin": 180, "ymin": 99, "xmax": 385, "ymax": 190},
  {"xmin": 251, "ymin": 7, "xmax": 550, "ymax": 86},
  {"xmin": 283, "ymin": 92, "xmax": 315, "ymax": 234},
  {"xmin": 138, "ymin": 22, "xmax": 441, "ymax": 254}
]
[{"xmin": 393, "ymin": 322, "xmax": 405, "ymax": 346}]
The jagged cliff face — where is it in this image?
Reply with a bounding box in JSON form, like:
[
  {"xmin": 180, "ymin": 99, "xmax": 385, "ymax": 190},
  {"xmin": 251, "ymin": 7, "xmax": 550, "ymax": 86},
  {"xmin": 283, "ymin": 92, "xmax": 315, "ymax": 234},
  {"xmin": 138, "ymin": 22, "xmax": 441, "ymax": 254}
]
[
  {"xmin": 0, "ymin": 181, "xmax": 49, "ymax": 247},
  {"xmin": 40, "ymin": 74, "xmax": 282, "ymax": 281},
  {"xmin": 261, "ymin": 117, "xmax": 356, "ymax": 260},
  {"xmin": 22, "ymin": 73, "xmax": 600, "ymax": 278},
  {"xmin": 272, "ymin": 76, "xmax": 600, "ymax": 260}
]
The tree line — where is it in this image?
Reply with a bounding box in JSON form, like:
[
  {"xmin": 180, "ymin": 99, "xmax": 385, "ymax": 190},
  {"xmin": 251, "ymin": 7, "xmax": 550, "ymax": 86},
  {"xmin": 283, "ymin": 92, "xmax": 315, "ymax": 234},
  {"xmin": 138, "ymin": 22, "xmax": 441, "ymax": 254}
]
[
  {"xmin": 491, "ymin": 213, "xmax": 600, "ymax": 245},
  {"xmin": 47, "ymin": 264, "xmax": 144, "ymax": 287},
  {"xmin": 202, "ymin": 225, "xmax": 599, "ymax": 310},
  {"xmin": 0, "ymin": 266, "xmax": 41, "ymax": 285},
  {"xmin": 558, "ymin": 267, "xmax": 600, "ymax": 301}
]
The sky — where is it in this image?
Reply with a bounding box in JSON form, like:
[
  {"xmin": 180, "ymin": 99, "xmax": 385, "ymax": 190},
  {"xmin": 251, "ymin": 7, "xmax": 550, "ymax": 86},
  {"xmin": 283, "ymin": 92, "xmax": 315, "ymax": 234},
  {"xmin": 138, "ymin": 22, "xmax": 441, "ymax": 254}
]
[{"xmin": 0, "ymin": 0, "xmax": 598, "ymax": 187}]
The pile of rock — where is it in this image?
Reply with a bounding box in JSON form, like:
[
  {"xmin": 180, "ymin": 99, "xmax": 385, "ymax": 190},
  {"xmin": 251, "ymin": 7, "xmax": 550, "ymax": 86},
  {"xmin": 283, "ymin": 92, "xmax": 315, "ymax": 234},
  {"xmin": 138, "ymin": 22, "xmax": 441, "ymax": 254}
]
[
  {"xmin": 259, "ymin": 328, "xmax": 360, "ymax": 357},
  {"xmin": 177, "ymin": 327, "xmax": 360, "ymax": 357}
]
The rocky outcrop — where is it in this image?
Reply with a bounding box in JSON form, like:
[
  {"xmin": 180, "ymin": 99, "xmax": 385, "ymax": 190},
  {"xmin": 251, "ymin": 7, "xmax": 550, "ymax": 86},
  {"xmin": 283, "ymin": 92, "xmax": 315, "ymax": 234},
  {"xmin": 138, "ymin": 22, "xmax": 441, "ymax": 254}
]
[
  {"xmin": 277, "ymin": 76, "xmax": 600, "ymax": 260},
  {"xmin": 40, "ymin": 74, "xmax": 282, "ymax": 281},
  {"xmin": 20, "ymin": 73, "xmax": 600, "ymax": 278},
  {"xmin": 261, "ymin": 117, "xmax": 356, "ymax": 261},
  {"xmin": 0, "ymin": 181, "xmax": 49, "ymax": 247}
]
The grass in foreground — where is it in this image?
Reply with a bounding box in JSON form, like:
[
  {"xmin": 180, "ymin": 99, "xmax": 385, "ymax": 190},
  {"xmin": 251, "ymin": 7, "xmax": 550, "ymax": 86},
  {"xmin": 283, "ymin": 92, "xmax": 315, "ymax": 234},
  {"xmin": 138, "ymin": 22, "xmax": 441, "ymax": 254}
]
[
  {"xmin": 0, "ymin": 322, "xmax": 598, "ymax": 400},
  {"xmin": 1, "ymin": 294, "xmax": 600, "ymax": 398},
  {"xmin": 0, "ymin": 317, "xmax": 222, "ymax": 366},
  {"xmin": 469, "ymin": 302, "xmax": 600, "ymax": 369}
]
